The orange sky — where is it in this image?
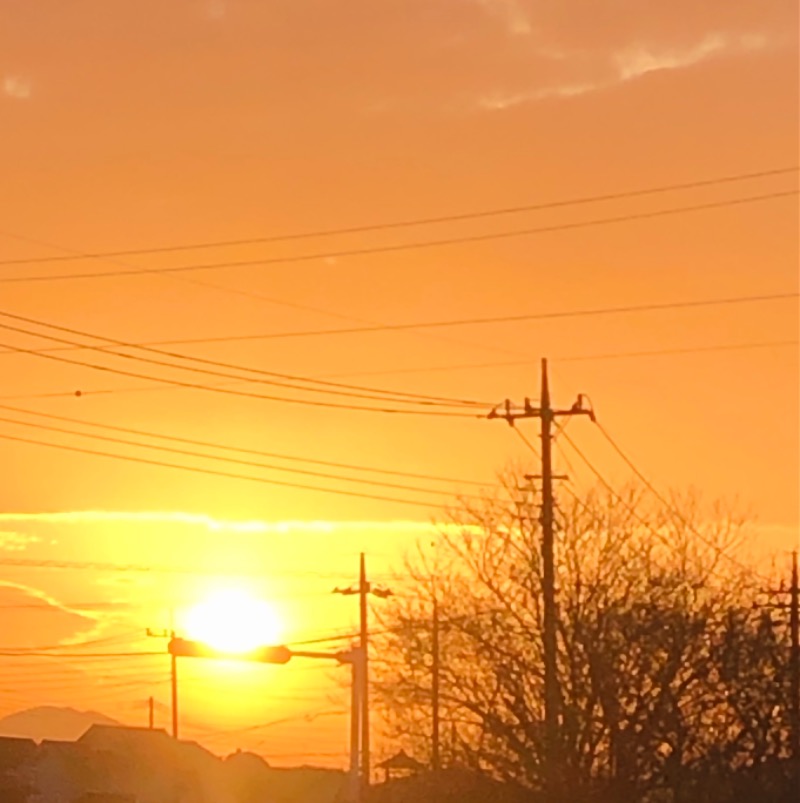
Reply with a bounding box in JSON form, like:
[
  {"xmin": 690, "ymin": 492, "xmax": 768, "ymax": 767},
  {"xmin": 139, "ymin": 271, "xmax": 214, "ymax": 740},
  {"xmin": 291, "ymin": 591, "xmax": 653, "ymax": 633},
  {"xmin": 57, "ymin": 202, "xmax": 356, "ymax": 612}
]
[{"xmin": 0, "ymin": 0, "xmax": 797, "ymax": 768}]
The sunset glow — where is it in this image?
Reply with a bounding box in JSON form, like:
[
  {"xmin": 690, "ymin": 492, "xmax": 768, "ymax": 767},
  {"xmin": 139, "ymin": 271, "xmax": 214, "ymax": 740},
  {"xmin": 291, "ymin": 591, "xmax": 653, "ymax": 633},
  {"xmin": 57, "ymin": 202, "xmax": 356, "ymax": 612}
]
[{"xmin": 0, "ymin": 0, "xmax": 796, "ymax": 792}]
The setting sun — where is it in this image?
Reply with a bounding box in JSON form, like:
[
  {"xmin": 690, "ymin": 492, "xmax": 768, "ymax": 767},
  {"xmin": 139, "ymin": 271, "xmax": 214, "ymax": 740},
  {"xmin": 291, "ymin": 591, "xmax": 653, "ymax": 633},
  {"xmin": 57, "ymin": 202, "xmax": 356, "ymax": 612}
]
[{"xmin": 182, "ymin": 589, "xmax": 283, "ymax": 655}]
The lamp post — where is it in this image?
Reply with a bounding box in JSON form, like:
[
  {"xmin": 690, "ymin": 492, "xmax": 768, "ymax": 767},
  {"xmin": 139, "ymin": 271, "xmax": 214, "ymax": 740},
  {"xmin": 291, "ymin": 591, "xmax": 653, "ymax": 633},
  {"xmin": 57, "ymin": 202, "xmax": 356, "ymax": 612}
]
[
  {"xmin": 166, "ymin": 637, "xmax": 362, "ymax": 800},
  {"xmin": 334, "ymin": 553, "xmax": 392, "ymax": 792}
]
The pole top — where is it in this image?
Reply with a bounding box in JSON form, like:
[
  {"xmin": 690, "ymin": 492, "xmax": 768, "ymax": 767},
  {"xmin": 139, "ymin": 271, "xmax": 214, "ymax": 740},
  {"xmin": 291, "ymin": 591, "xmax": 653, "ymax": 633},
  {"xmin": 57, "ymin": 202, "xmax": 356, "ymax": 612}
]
[{"xmin": 540, "ymin": 358, "xmax": 551, "ymax": 409}]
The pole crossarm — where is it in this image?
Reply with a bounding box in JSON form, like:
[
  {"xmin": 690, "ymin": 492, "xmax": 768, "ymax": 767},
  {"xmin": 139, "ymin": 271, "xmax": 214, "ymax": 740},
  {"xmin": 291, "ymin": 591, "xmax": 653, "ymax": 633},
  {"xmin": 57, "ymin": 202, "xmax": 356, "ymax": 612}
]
[{"xmin": 488, "ymin": 394, "xmax": 596, "ymax": 425}]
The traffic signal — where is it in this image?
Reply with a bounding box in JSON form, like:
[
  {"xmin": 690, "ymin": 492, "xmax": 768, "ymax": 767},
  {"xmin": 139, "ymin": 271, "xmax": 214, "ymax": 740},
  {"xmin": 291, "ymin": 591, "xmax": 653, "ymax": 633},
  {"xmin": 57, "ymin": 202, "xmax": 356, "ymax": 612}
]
[{"xmin": 168, "ymin": 637, "xmax": 292, "ymax": 664}]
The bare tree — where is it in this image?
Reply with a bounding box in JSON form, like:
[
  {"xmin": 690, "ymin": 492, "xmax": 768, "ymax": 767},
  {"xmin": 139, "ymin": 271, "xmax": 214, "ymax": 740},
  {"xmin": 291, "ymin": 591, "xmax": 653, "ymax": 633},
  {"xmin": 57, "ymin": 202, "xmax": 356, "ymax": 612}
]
[{"xmin": 373, "ymin": 475, "xmax": 791, "ymax": 802}]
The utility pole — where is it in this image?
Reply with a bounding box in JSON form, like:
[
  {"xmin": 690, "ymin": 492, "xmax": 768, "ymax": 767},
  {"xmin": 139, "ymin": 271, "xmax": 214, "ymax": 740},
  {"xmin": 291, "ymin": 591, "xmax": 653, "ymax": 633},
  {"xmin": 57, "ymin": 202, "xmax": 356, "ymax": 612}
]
[
  {"xmin": 148, "ymin": 696, "xmax": 155, "ymax": 730},
  {"xmin": 756, "ymin": 550, "xmax": 800, "ymax": 785},
  {"xmin": 146, "ymin": 627, "xmax": 178, "ymax": 739},
  {"xmin": 489, "ymin": 358, "xmax": 594, "ymax": 794},
  {"xmin": 359, "ymin": 554, "xmax": 370, "ymax": 791},
  {"xmin": 431, "ymin": 594, "xmax": 441, "ymax": 773},
  {"xmin": 349, "ymin": 645, "xmax": 362, "ymax": 803},
  {"xmin": 791, "ymin": 550, "xmax": 799, "ymax": 774},
  {"xmin": 334, "ymin": 554, "xmax": 392, "ymax": 794},
  {"xmin": 171, "ymin": 647, "xmax": 179, "ymax": 740}
]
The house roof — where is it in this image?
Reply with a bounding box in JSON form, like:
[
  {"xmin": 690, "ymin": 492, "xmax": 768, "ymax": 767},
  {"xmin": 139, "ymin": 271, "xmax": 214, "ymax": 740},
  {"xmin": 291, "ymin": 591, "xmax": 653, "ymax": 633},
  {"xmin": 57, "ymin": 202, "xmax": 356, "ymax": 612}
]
[
  {"xmin": 78, "ymin": 725, "xmax": 173, "ymax": 756},
  {"xmin": 376, "ymin": 751, "xmax": 425, "ymax": 771},
  {"xmin": 80, "ymin": 725, "xmax": 170, "ymax": 744}
]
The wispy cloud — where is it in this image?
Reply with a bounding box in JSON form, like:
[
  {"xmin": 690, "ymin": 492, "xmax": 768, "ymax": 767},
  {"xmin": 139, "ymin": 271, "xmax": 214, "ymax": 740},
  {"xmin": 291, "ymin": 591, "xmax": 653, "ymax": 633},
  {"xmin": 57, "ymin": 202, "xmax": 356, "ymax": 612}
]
[
  {"xmin": 0, "ymin": 510, "xmax": 443, "ymax": 536},
  {"xmin": 478, "ymin": 81, "xmax": 599, "ymax": 110},
  {"xmin": 0, "ymin": 531, "xmax": 39, "ymax": 552},
  {"xmin": 614, "ymin": 32, "xmax": 768, "ymax": 82},
  {"xmin": 2, "ymin": 75, "xmax": 33, "ymax": 100},
  {"xmin": 478, "ymin": 30, "xmax": 774, "ymax": 112},
  {"xmin": 0, "ymin": 581, "xmax": 99, "ymax": 621},
  {"xmin": 0, "ymin": 582, "xmax": 102, "ymax": 645}
]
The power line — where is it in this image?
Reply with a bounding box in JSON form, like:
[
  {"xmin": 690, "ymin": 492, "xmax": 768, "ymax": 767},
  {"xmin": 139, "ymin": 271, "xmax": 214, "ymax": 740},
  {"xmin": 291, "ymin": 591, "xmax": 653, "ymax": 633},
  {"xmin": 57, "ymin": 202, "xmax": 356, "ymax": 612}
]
[
  {"xmin": 1, "ymin": 189, "xmax": 796, "ymax": 282},
  {"xmin": 0, "ymin": 431, "xmax": 446, "ymax": 509},
  {"xmin": 158, "ymin": 272, "xmax": 528, "ymax": 360},
  {"xmin": 2, "ymin": 292, "xmax": 794, "ymax": 353},
  {"xmin": 193, "ymin": 710, "xmax": 347, "ymax": 743},
  {"xmin": 0, "ymin": 310, "xmax": 485, "ymax": 409},
  {"xmin": 511, "ymin": 425, "xmax": 765, "ymax": 581},
  {"xmin": 3, "ymin": 338, "xmax": 794, "ymax": 403},
  {"xmin": 0, "ymin": 600, "xmax": 144, "ymax": 610},
  {"xmin": 556, "ymin": 429, "xmax": 768, "ymax": 581},
  {"xmin": 0, "ymin": 167, "xmax": 794, "ymax": 267},
  {"xmin": 0, "ymin": 412, "xmax": 482, "ymax": 500},
  {"xmin": 209, "ymin": 291, "xmax": 795, "ymax": 341},
  {"xmin": 0, "ymin": 557, "xmax": 401, "ymax": 582},
  {"xmin": 0, "ymin": 557, "xmax": 263, "ymax": 576},
  {"xmin": 0, "ymin": 632, "xmax": 147, "ymax": 654},
  {"xmin": 0, "ymin": 650, "xmax": 164, "ymax": 659},
  {"xmin": 592, "ymin": 419, "xmax": 778, "ymax": 577},
  {"xmin": 0, "ymin": 328, "xmax": 480, "ymax": 418},
  {"xmin": 0, "ymin": 228, "xmax": 532, "ymax": 363},
  {"xmin": 309, "ymin": 339, "xmax": 800, "ymax": 379},
  {"xmin": 0, "ymin": 401, "xmax": 487, "ymax": 487},
  {"xmin": 0, "ymin": 311, "xmax": 487, "ymax": 407}
]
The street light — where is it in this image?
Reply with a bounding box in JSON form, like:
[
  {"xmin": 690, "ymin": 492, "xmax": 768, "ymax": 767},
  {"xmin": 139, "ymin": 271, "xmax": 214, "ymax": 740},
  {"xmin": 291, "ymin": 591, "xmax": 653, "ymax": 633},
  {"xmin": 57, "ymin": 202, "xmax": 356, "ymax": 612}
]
[
  {"xmin": 168, "ymin": 637, "xmax": 292, "ymax": 664},
  {"xmin": 164, "ymin": 637, "xmax": 362, "ymax": 801}
]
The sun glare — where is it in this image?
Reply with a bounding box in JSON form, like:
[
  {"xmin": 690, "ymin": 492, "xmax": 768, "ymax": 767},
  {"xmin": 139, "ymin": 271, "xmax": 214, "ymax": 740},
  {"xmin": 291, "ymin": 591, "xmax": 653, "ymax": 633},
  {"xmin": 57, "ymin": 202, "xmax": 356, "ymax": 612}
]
[{"xmin": 182, "ymin": 589, "xmax": 283, "ymax": 654}]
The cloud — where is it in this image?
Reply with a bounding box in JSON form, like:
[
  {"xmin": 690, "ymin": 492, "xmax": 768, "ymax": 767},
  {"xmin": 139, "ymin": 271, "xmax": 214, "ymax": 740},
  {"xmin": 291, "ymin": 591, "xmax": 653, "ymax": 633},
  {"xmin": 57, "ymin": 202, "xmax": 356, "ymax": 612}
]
[
  {"xmin": 0, "ymin": 582, "xmax": 99, "ymax": 647},
  {"xmin": 0, "ymin": 581, "xmax": 101, "ymax": 621},
  {"xmin": 0, "ymin": 531, "xmax": 39, "ymax": 552},
  {"xmin": 614, "ymin": 32, "xmax": 768, "ymax": 82},
  {"xmin": 478, "ymin": 81, "xmax": 599, "ymax": 110},
  {"xmin": 2, "ymin": 75, "xmax": 32, "ymax": 100},
  {"xmin": 0, "ymin": 510, "xmax": 442, "ymax": 535},
  {"xmin": 477, "ymin": 29, "xmax": 775, "ymax": 112}
]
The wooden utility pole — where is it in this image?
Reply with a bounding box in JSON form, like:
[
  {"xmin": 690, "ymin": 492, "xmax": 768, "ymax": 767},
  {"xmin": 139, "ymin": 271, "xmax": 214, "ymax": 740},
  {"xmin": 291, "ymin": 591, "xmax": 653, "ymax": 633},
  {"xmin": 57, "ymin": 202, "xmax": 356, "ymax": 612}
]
[
  {"xmin": 148, "ymin": 696, "xmax": 155, "ymax": 730},
  {"xmin": 431, "ymin": 594, "xmax": 441, "ymax": 772},
  {"xmin": 791, "ymin": 550, "xmax": 799, "ymax": 771},
  {"xmin": 756, "ymin": 551, "xmax": 800, "ymax": 787},
  {"xmin": 349, "ymin": 646, "xmax": 362, "ymax": 803},
  {"xmin": 359, "ymin": 553, "xmax": 370, "ymax": 790},
  {"xmin": 171, "ymin": 649, "xmax": 178, "ymax": 739},
  {"xmin": 334, "ymin": 555, "xmax": 392, "ymax": 795},
  {"xmin": 489, "ymin": 358, "xmax": 594, "ymax": 793},
  {"xmin": 146, "ymin": 627, "xmax": 178, "ymax": 739},
  {"xmin": 538, "ymin": 360, "xmax": 558, "ymax": 760}
]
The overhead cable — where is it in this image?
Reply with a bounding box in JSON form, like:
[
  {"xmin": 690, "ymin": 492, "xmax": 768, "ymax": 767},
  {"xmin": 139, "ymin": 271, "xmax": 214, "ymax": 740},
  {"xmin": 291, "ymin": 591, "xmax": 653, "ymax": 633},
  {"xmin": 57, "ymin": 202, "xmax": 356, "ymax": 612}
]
[
  {"xmin": 0, "ymin": 329, "xmax": 480, "ymax": 418},
  {"xmin": 0, "ymin": 310, "xmax": 485, "ymax": 408},
  {"xmin": 0, "ymin": 431, "xmax": 448, "ymax": 509},
  {"xmin": 0, "ymin": 190, "xmax": 795, "ymax": 282},
  {"xmin": 0, "ymin": 166, "xmax": 794, "ymax": 267},
  {"xmin": 0, "ymin": 401, "xmax": 488, "ymax": 487},
  {"xmin": 0, "ymin": 412, "xmax": 482, "ymax": 499}
]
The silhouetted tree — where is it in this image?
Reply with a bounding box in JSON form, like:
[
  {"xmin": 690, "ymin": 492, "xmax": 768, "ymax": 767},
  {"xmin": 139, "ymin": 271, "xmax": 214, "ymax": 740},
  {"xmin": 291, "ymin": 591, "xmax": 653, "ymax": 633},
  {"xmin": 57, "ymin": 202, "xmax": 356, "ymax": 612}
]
[{"xmin": 373, "ymin": 474, "xmax": 792, "ymax": 802}]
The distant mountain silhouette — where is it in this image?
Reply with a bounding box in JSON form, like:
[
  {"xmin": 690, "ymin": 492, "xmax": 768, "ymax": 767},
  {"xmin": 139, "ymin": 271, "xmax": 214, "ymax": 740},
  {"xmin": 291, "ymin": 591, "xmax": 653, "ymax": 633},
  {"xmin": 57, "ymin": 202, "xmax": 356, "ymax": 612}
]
[{"xmin": 0, "ymin": 705, "xmax": 120, "ymax": 742}]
